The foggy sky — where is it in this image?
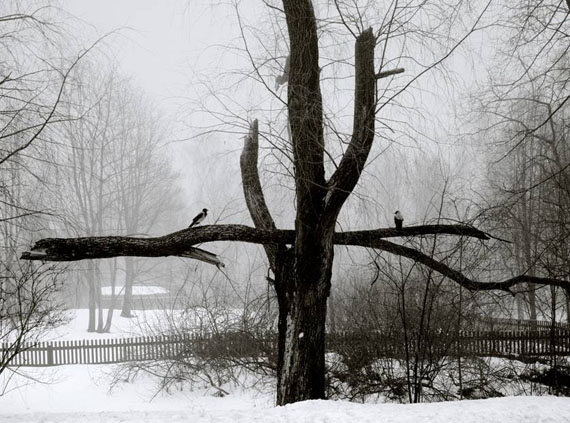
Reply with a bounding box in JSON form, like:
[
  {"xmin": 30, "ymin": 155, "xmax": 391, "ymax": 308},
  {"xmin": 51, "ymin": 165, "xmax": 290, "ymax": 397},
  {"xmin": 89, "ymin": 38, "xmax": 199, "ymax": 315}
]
[{"xmin": 59, "ymin": 0, "xmax": 490, "ymax": 230}]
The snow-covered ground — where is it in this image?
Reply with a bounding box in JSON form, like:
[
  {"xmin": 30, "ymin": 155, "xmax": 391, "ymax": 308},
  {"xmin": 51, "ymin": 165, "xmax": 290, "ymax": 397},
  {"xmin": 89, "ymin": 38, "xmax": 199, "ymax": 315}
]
[
  {"xmin": 46, "ymin": 308, "xmax": 250, "ymax": 340},
  {"xmin": 100, "ymin": 285, "xmax": 169, "ymax": 296},
  {"xmin": 44, "ymin": 309, "xmax": 156, "ymax": 340},
  {"xmin": 1, "ymin": 310, "xmax": 570, "ymax": 422},
  {"xmin": 1, "ymin": 364, "xmax": 569, "ymax": 423}
]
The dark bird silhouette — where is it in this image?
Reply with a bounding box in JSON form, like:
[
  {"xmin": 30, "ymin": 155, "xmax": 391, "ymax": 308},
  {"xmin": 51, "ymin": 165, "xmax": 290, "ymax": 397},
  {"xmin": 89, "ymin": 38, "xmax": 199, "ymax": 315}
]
[
  {"xmin": 394, "ymin": 210, "xmax": 404, "ymax": 230},
  {"xmin": 189, "ymin": 208, "xmax": 208, "ymax": 228}
]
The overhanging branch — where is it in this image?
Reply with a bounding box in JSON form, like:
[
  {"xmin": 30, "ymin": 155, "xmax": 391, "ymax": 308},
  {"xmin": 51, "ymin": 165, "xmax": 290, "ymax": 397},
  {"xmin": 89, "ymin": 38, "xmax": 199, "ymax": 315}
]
[
  {"xmin": 22, "ymin": 223, "xmax": 570, "ymax": 292},
  {"xmin": 368, "ymin": 238, "xmax": 570, "ymax": 293},
  {"xmin": 21, "ymin": 223, "xmax": 488, "ymax": 263}
]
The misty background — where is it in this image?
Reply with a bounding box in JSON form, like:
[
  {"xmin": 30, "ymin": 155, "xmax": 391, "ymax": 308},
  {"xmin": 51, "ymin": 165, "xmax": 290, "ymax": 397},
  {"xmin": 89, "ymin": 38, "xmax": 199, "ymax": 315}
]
[{"xmin": 2, "ymin": 0, "xmax": 568, "ymax": 354}]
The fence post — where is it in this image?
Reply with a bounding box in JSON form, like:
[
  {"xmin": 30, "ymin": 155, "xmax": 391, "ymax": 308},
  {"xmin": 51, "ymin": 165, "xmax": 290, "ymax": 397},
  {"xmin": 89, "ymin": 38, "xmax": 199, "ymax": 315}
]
[{"xmin": 47, "ymin": 344, "xmax": 54, "ymax": 366}]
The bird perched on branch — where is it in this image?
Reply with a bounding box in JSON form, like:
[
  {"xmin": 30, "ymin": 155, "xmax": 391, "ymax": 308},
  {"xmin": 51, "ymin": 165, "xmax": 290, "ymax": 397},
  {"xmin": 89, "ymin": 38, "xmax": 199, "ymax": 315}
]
[
  {"xmin": 394, "ymin": 210, "xmax": 404, "ymax": 230},
  {"xmin": 189, "ymin": 208, "xmax": 208, "ymax": 228}
]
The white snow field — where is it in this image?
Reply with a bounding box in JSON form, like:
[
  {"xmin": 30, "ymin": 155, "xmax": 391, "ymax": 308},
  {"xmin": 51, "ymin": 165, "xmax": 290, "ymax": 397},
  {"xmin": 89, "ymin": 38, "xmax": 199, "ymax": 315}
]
[
  {"xmin": 1, "ymin": 310, "xmax": 570, "ymax": 422},
  {"xmin": 1, "ymin": 366, "xmax": 569, "ymax": 423}
]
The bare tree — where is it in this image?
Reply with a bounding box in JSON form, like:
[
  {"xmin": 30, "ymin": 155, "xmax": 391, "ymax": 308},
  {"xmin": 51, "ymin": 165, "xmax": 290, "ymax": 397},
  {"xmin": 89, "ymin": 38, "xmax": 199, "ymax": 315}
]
[
  {"xmin": 20, "ymin": 1, "xmax": 570, "ymax": 405},
  {"xmin": 107, "ymin": 82, "xmax": 181, "ymax": 318},
  {"xmin": 477, "ymin": 64, "xmax": 570, "ymax": 325},
  {"xmin": 53, "ymin": 64, "xmax": 183, "ymax": 331},
  {"xmin": 0, "ymin": 1, "xmax": 83, "ymax": 385},
  {"xmin": 0, "ymin": 263, "xmax": 66, "ymax": 380}
]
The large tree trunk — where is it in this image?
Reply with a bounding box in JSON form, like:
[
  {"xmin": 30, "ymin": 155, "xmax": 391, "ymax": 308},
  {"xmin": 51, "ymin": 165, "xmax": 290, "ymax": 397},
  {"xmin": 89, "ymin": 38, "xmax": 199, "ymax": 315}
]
[
  {"xmin": 276, "ymin": 232, "xmax": 334, "ymax": 403},
  {"xmin": 276, "ymin": 0, "xmax": 377, "ymax": 400},
  {"xmin": 241, "ymin": 112, "xmax": 334, "ymax": 402},
  {"xmin": 279, "ymin": 275, "xmax": 330, "ymax": 402}
]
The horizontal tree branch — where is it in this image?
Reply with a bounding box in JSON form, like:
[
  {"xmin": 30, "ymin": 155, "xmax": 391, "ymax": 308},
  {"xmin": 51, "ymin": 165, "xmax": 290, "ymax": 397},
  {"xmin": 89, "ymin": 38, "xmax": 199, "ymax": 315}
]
[
  {"xmin": 21, "ymin": 223, "xmax": 489, "ymax": 263},
  {"xmin": 21, "ymin": 240, "xmax": 225, "ymax": 268},
  {"xmin": 21, "ymin": 223, "xmax": 569, "ymax": 292}
]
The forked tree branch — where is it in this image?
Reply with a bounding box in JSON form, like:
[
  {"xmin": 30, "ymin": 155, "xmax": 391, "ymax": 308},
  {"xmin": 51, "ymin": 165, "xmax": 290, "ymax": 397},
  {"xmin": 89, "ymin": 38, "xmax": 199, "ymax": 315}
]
[
  {"xmin": 324, "ymin": 28, "xmax": 377, "ymax": 221},
  {"xmin": 240, "ymin": 119, "xmax": 280, "ymax": 271}
]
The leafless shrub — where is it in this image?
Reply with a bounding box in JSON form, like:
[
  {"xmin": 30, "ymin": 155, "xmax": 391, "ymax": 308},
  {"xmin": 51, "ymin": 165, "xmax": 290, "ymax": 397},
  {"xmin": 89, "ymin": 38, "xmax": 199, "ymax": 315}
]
[
  {"xmin": 110, "ymin": 289, "xmax": 278, "ymax": 397},
  {"xmin": 0, "ymin": 261, "xmax": 67, "ymax": 390}
]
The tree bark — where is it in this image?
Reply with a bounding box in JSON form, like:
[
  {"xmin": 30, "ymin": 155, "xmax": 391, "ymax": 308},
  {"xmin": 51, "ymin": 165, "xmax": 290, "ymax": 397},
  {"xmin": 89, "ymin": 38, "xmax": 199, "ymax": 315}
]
[
  {"xmin": 278, "ymin": 253, "xmax": 330, "ymax": 403},
  {"xmin": 273, "ymin": 249, "xmax": 296, "ymax": 404},
  {"xmin": 21, "ymin": 224, "xmax": 490, "ymax": 262},
  {"xmin": 281, "ymin": 0, "xmax": 331, "ymax": 399},
  {"xmin": 278, "ymin": 6, "xmax": 378, "ymax": 399},
  {"xmin": 241, "ymin": 117, "xmax": 329, "ymax": 403},
  {"xmin": 240, "ymin": 120, "xmax": 296, "ymax": 403}
]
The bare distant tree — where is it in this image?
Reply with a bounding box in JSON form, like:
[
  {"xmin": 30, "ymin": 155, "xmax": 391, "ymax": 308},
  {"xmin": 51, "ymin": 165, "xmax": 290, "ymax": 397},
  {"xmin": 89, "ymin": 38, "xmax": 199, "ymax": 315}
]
[
  {"xmin": 482, "ymin": 89, "xmax": 570, "ymax": 323},
  {"xmin": 0, "ymin": 1, "xmax": 84, "ymax": 384},
  {"xmin": 54, "ymin": 64, "xmax": 183, "ymax": 331},
  {"xmin": 107, "ymin": 81, "xmax": 181, "ymax": 318}
]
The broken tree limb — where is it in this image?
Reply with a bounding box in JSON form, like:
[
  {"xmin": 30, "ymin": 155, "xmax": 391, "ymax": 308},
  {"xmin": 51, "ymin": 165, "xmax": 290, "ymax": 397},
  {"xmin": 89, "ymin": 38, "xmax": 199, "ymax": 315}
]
[
  {"xmin": 240, "ymin": 119, "xmax": 281, "ymax": 271},
  {"xmin": 179, "ymin": 247, "xmax": 225, "ymax": 268},
  {"xmin": 376, "ymin": 67, "xmax": 405, "ymax": 79},
  {"xmin": 324, "ymin": 28, "xmax": 376, "ymax": 221},
  {"xmin": 20, "ymin": 238, "xmax": 225, "ymax": 268}
]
